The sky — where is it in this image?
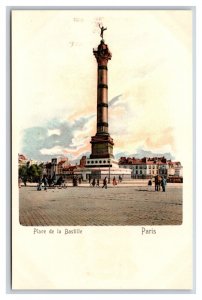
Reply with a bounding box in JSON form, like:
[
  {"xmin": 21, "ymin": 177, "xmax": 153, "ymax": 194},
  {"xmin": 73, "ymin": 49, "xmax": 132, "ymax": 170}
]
[{"xmin": 12, "ymin": 10, "xmax": 193, "ymax": 163}]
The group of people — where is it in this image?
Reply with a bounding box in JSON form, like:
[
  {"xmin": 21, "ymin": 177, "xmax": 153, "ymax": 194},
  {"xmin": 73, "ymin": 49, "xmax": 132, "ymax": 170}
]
[
  {"xmin": 89, "ymin": 177, "xmax": 108, "ymax": 188},
  {"xmin": 34, "ymin": 175, "xmax": 120, "ymax": 190},
  {"xmin": 89, "ymin": 176, "xmax": 119, "ymax": 189},
  {"xmin": 148, "ymin": 175, "xmax": 167, "ymax": 192},
  {"xmin": 89, "ymin": 178, "xmax": 100, "ymax": 187},
  {"xmin": 102, "ymin": 176, "xmax": 118, "ymax": 189},
  {"xmin": 20, "ymin": 174, "xmax": 167, "ymax": 192},
  {"xmin": 72, "ymin": 176, "xmax": 82, "ymax": 186}
]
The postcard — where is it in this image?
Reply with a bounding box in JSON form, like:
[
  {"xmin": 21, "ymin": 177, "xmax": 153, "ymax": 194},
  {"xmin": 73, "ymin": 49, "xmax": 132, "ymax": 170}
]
[{"xmin": 12, "ymin": 9, "xmax": 193, "ymax": 290}]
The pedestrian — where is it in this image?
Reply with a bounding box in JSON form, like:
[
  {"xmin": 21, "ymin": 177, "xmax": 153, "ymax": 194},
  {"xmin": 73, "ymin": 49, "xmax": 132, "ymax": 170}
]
[
  {"xmin": 148, "ymin": 179, "xmax": 152, "ymax": 191},
  {"xmin": 119, "ymin": 175, "xmax": 122, "ymax": 183},
  {"xmin": 43, "ymin": 176, "xmax": 48, "ymax": 191},
  {"xmin": 102, "ymin": 177, "xmax": 108, "ymax": 189},
  {"xmin": 158, "ymin": 176, "xmax": 162, "ymax": 191},
  {"xmin": 154, "ymin": 175, "xmax": 159, "ymax": 191},
  {"xmin": 37, "ymin": 178, "xmax": 42, "ymax": 191},
  {"xmin": 161, "ymin": 177, "xmax": 167, "ymax": 192},
  {"xmin": 113, "ymin": 176, "xmax": 117, "ymax": 187},
  {"xmin": 73, "ymin": 176, "xmax": 78, "ymax": 187},
  {"xmin": 96, "ymin": 178, "xmax": 100, "ymax": 187},
  {"xmin": 92, "ymin": 178, "xmax": 96, "ymax": 187}
]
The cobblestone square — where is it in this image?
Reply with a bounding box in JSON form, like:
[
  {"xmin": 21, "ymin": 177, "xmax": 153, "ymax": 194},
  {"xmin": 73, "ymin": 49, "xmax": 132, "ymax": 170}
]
[{"xmin": 19, "ymin": 183, "xmax": 183, "ymax": 226}]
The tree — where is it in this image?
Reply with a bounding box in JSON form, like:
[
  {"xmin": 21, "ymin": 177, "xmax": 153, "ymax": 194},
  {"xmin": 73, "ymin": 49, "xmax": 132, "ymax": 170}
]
[
  {"xmin": 19, "ymin": 165, "xmax": 28, "ymax": 186},
  {"xmin": 19, "ymin": 165, "xmax": 27, "ymax": 178},
  {"xmin": 28, "ymin": 164, "xmax": 43, "ymax": 182},
  {"xmin": 19, "ymin": 163, "xmax": 43, "ymax": 183}
]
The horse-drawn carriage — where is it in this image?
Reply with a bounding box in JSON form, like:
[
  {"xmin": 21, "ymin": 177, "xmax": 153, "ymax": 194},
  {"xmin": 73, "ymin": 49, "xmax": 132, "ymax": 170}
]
[{"xmin": 46, "ymin": 176, "xmax": 67, "ymax": 189}]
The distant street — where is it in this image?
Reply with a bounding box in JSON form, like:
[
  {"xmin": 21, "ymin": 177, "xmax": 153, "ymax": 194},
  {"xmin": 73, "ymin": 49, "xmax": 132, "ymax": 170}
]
[{"xmin": 19, "ymin": 181, "xmax": 183, "ymax": 226}]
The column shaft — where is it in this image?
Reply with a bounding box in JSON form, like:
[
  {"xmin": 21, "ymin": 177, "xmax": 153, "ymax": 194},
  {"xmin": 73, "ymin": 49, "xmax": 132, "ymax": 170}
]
[{"xmin": 97, "ymin": 67, "xmax": 108, "ymax": 134}]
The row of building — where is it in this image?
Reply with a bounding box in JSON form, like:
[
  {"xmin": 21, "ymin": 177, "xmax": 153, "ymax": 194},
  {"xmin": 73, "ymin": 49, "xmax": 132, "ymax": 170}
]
[
  {"xmin": 18, "ymin": 154, "xmax": 183, "ymax": 181},
  {"xmin": 118, "ymin": 156, "xmax": 183, "ymax": 179}
]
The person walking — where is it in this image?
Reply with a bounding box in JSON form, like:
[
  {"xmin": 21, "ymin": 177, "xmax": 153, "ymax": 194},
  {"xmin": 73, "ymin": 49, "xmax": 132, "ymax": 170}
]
[
  {"xmin": 154, "ymin": 175, "xmax": 158, "ymax": 191},
  {"xmin": 96, "ymin": 178, "xmax": 100, "ymax": 187},
  {"xmin": 161, "ymin": 177, "xmax": 167, "ymax": 192},
  {"xmin": 148, "ymin": 179, "xmax": 152, "ymax": 191},
  {"xmin": 37, "ymin": 177, "xmax": 42, "ymax": 191},
  {"xmin": 73, "ymin": 176, "xmax": 78, "ymax": 187},
  {"xmin": 43, "ymin": 176, "xmax": 48, "ymax": 191},
  {"xmin": 92, "ymin": 178, "xmax": 96, "ymax": 187},
  {"xmin": 158, "ymin": 176, "xmax": 162, "ymax": 191},
  {"xmin": 102, "ymin": 177, "xmax": 108, "ymax": 189},
  {"xmin": 113, "ymin": 176, "xmax": 117, "ymax": 187}
]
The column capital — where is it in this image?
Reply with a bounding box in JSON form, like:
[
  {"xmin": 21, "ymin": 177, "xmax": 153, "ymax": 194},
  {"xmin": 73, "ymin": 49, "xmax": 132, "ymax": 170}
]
[{"xmin": 93, "ymin": 41, "xmax": 112, "ymax": 66}]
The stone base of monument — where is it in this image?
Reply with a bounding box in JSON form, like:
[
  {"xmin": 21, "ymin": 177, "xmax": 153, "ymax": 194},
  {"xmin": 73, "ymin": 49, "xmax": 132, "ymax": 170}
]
[
  {"xmin": 74, "ymin": 158, "xmax": 132, "ymax": 181},
  {"xmin": 86, "ymin": 157, "xmax": 119, "ymax": 168}
]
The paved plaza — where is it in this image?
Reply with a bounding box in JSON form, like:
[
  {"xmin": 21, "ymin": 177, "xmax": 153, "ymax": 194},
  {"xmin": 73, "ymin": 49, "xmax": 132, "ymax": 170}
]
[{"xmin": 19, "ymin": 181, "xmax": 183, "ymax": 226}]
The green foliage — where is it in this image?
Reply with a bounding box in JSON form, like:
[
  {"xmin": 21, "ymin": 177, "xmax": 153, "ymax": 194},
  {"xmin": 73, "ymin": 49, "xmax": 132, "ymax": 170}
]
[
  {"xmin": 18, "ymin": 164, "xmax": 43, "ymax": 182},
  {"xmin": 19, "ymin": 166, "xmax": 27, "ymax": 178}
]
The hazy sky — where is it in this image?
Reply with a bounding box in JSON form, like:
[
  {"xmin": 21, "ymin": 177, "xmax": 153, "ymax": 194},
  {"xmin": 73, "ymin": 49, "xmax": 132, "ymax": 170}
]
[{"xmin": 12, "ymin": 10, "xmax": 192, "ymax": 163}]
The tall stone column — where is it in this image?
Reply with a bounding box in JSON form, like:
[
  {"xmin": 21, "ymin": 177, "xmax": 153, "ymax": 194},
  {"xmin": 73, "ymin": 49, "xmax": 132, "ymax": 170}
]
[
  {"xmin": 90, "ymin": 38, "xmax": 114, "ymax": 159},
  {"xmin": 94, "ymin": 41, "xmax": 111, "ymax": 134}
]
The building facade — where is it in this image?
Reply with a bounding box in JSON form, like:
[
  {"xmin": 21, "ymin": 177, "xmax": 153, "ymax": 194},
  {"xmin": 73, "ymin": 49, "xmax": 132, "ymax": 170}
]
[
  {"xmin": 44, "ymin": 157, "xmax": 70, "ymax": 178},
  {"xmin": 119, "ymin": 156, "xmax": 183, "ymax": 179}
]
